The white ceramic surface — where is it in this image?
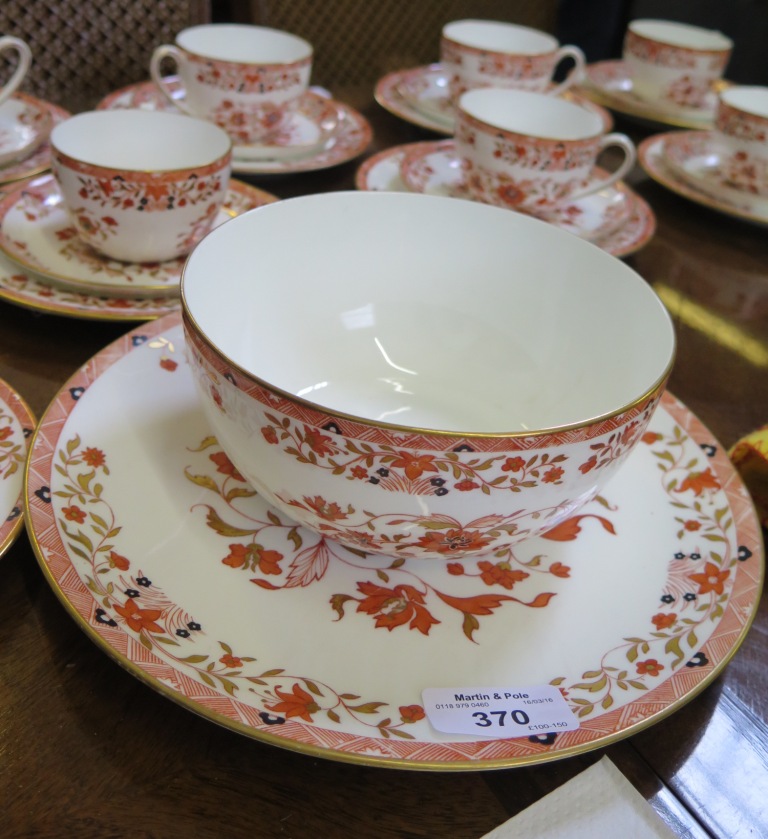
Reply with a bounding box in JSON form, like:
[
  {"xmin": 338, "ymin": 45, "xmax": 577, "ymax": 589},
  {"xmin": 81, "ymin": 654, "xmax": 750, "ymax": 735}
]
[
  {"xmin": 455, "ymin": 88, "xmax": 635, "ymax": 212},
  {"xmin": 440, "ymin": 19, "xmax": 585, "ymax": 101},
  {"xmin": 181, "ymin": 191, "xmax": 674, "ymax": 559},
  {"xmin": 24, "ymin": 314, "xmax": 764, "ymax": 767},
  {"xmin": 50, "ymin": 110, "xmax": 232, "ymax": 262},
  {"xmin": 623, "ymin": 19, "xmax": 732, "ymax": 111},
  {"xmin": 354, "ymin": 142, "xmax": 656, "ymax": 258},
  {"xmin": 0, "ymin": 175, "xmax": 277, "ymax": 297},
  {"xmin": 151, "ymin": 24, "xmax": 312, "ymax": 145}
]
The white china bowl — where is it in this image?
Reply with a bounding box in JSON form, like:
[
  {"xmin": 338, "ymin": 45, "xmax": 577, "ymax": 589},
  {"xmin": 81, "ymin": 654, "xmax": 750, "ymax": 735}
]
[{"xmin": 181, "ymin": 192, "xmax": 675, "ymax": 560}]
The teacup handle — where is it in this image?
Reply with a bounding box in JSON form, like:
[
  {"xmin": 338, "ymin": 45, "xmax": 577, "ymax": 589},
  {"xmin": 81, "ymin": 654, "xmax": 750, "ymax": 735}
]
[
  {"xmin": 0, "ymin": 36, "xmax": 32, "ymax": 107},
  {"xmin": 569, "ymin": 133, "xmax": 637, "ymax": 201},
  {"xmin": 150, "ymin": 45, "xmax": 194, "ymax": 115},
  {"xmin": 548, "ymin": 45, "xmax": 587, "ymax": 97}
]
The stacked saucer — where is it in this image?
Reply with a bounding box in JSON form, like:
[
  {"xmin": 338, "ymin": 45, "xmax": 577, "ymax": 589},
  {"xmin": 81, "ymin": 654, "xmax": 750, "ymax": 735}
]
[
  {"xmin": 97, "ymin": 78, "xmax": 372, "ymax": 176},
  {"xmin": 0, "ymin": 93, "xmax": 69, "ymax": 188},
  {"xmin": 0, "ymin": 174, "xmax": 277, "ymax": 310},
  {"xmin": 356, "ymin": 140, "xmax": 654, "ymax": 257},
  {"xmin": 375, "ymin": 63, "xmax": 612, "ymax": 135},
  {"xmin": 639, "ymin": 131, "xmax": 768, "ymax": 227}
]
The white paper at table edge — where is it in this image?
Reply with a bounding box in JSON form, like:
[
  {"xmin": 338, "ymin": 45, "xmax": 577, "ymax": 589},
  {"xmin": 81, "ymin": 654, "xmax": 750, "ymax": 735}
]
[{"xmin": 480, "ymin": 756, "xmax": 677, "ymax": 839}]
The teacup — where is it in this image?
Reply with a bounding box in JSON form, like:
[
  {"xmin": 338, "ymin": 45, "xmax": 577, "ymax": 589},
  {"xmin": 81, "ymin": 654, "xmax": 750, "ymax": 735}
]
[
  {"xmin": 50, "ymin": 110, "xmax": 232, "ymax": 263},
  {"xmin": 715, "ymin": 86, "xmax": 768, "ymax": 196},
  {"xmin": 623, "ymin": 19, "xmax": 732, "ymax": 110},
  {"xmin": 454, "ymin": 88, "xmax": 636, "ymax": 214},
  {"xmin": 150, "ymin": 23, "xmax": 313, "ymax": 145},
  {"xmin": 440, "ymin": 19, "xmax": 586, "ymax": 103},
  {"xmin": 0, "ymin": 36, "xmax": 32, "ymax": 108}
]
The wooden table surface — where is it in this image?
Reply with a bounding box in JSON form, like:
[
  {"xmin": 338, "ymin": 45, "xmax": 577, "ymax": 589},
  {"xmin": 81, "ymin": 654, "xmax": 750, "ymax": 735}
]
[{"xmin": 0, "ymin": 86, "xmax": 766, "ymax": 838}]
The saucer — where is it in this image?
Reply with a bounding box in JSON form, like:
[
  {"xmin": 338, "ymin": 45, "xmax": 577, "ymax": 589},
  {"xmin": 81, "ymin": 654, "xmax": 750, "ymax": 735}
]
[
  {"xmin": 0, "ymin": 96, "xmax": 70, "ymax": 187},
  {"xmin": 0, "ymin": 175, "xmax": 278, "ymax": 298},
  {"xmin": 375, "ymin": 63, "xmax": 613, "ymax": 134},
  {"xmin": 0, "ymin": 93, "xmax": 52, "ymax": 167},
  {"xmin": 0, "ymin": 375, "xmax": 35, "ymax": 560},
  {"xmin": 578, "ymin": 60, "xmax": 723, "ymax": 130},
  {"xmin": 0, "ymin": 249, "xmax": 178, "ymax": 321},
  {"xmin": 660, "ymin": 131, "xmax": 768, "ymax": 217},
  {"xmin": 638, "ymin": 133, "xmax": 768, "ymax": 227},
  {"xmin": 356, "ymin": 142, "xmax": 656, "ymax": 257},
  {"xmin": 24, "ymin": 313, "xmax": 763, "ymax": 769},
  {"xmin": 231, "ymin": 93, "xmax": 341, "ymax": 161},
  {"xmin": 97, "ymin": 80, "xmax": 373, "ymax": 175}
]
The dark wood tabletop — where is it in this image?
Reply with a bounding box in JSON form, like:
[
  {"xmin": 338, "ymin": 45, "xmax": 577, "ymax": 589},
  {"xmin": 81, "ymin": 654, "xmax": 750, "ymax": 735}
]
[{"xmin": 0, "ymin": 86, "xmax": 766, "ymax": 839}]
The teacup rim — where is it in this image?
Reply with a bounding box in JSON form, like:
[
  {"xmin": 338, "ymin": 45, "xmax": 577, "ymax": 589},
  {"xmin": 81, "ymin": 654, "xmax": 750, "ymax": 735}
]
[
  {"xmin": 175, "ymin": 22, "xmax": 313, "ymax": 65},
  {"xmin": 180, "ymin": 191, "xmax": 676, "ymax": 441},
  {"xmin": 627, "ymin": 18, "xmax": 733, "ymax": 52},
  {"xmin": 457, "ymin": 88, "xmax": 604, "ymax": 141},
  {"xmin": 441, "ymin": 18, "xmax": 559, "ymax": 56},
  {"xmin": 50, "ymin": 109, "xmax": 232, "ymax": 174}
]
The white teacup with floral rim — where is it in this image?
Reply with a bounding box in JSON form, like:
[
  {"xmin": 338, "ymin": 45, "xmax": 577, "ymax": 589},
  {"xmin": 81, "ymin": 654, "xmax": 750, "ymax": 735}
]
[
  {"xmin": 0, "ymin": 36, "xmax": 32, "ymax": 108},
  {"xmin": 714, "ymin": 86, "xmax": 768, "ymax": 196},
  {"xmin": 50, "ymin": 110, "xmax": 232, "ymax": 263},
  {"xmin": 454, "ymin": 88, "xmax": 636, "ymax": 213},
  {"xmin": 440, "ymin": 19, "xmax": 586, "ymax": 104},
  {"xmin": 623, "ymin": 19, "xmax": 732, "ymax": 110},
  {"xmin": 150, "ymin": 23, "xmax": 315, "ymax": 146}
]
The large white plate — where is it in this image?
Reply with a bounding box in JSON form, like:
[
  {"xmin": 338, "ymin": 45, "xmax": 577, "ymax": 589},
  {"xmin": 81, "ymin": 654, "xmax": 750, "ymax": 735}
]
[{"xmin": 24, "ymin": 314, "xmax": 764, "ymax": 769}]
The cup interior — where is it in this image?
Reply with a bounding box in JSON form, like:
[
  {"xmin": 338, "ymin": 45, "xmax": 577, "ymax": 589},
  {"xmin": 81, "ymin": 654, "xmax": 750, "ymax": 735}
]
[
  {"xmin": 720, "ymin": 86, "xmax": 768, "ymax": 120},
  {"xmin": 182, "ymin": 192, "xmax": 674, "ymax": 435},
  {"xmin": 177, "ymin": 23, "xmax": 312, "ymax": 64},
  {"xmin": 442, "ymin": 19, "xmax": 557, "ymax": 55},
  {"xmin": 628, "ymin": 18, "xmax": 733, "ymax": 51},
  {"xmin": 51, "ymin": 110, "xmax": 231, "ymax": 171},
  {"xmin": 459, "ymin": 88, "xmax": 603, "ymax": 140}
]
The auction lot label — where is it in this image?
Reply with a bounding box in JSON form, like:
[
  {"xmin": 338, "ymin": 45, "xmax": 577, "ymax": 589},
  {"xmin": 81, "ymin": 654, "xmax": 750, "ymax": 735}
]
[{"xmin": 422, "ymin": 685, "xmax": 580, "ymax": 738}]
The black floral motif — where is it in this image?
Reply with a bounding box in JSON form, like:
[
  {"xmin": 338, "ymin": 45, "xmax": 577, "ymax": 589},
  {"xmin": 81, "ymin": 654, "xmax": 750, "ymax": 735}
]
[
  {"xmin": 738, "ymin": 546, "xmax": 753, "ymax": 562},
  {"xmin": 94, "ymin": 608, "xmax": 117, "ymax": 627},
  {"xmin": 699, "ymin": 443, "xmax": 717, "ymax": 457},
  {"xmin": 69, "ymin": 387, "xmax": 85, "ymax": 401},
  {"xmin": 528, "ymin": 732, "xmax": 558, "ymax": 745},
  {"xmin": 686, "ymin": 651, "xmax": 709, "ymax": 668},
  {"xmin": 34, "ymin": 486, "xmax": 51, "ymax": 503},
  {"xmin": 259, "ymin": 711, "xmax": 286, "ymax": 726}
]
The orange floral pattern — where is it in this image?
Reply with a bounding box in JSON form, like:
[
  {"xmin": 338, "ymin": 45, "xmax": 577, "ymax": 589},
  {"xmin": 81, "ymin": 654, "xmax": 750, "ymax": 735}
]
[
  {"xmin": 551, "ymin": 421, "xmax": 739, "ymax": 718},
  {"xmin": 183, "ymin": 436, "xmax": 578, "ymax": 642},
  {"xmin": 0, "ymin": 405, "xmax": 25, "ymax": 482},
  {"xmin": 52, "ymin": 428, "xmax": 421, "ymax": 740}
]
